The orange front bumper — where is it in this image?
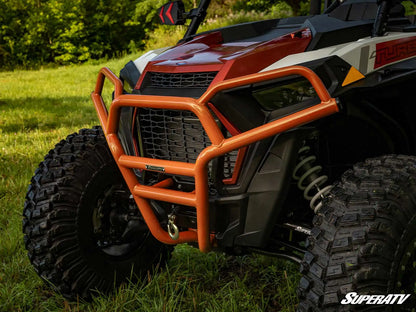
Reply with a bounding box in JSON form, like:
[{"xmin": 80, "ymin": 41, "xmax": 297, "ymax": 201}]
[{"xmin": 91, "ymin": 65, "xmax": 339, "ymax": 253}]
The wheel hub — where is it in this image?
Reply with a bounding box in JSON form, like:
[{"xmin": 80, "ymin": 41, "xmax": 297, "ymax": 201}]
[{"xmin": 92, "ymin": 186, "xmax": 147, "ymax": 257}]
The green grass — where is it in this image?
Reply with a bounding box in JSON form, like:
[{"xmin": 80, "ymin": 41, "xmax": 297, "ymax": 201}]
[{"xmin": 0, "ymin": 52, "xmax": 300, "ymax": 311}]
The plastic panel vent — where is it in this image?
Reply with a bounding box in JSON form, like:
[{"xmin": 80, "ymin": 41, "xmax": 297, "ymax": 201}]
[{"xmin": 147, "ymin": 72, "xmax": 217, "ymax": 89}]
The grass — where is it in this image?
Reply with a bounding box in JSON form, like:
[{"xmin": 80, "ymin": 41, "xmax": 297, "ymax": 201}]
[{"xmin": 0, "ymin": 44, "xmax": 300, "ymax": 312}]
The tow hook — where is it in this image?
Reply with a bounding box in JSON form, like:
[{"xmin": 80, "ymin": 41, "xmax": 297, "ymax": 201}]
[{"xmin": 167, "ymin": 214, "xmax": 179, "ymax": 240}]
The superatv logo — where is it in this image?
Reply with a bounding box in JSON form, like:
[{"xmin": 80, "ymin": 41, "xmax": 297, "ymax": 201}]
[{"xmin": 341, "ymin": 292, "xmax": 411, "ymax": 305}]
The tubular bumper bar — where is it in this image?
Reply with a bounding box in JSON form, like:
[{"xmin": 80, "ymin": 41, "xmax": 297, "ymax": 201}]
[{"xmin": 91, "ymin": 65, "xmax": 339, "ymax": 253}]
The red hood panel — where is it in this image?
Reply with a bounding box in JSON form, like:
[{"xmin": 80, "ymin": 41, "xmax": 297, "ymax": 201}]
[
  {"xmin": 137, "ymin": 29, "xmax": 311, "ymax": 88},
  {"xmin": 151, "ymin": 32, "xmax": 259, "ymax": 66}
]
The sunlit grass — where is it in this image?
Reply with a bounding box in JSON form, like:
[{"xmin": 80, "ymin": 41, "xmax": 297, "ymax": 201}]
[{"xmin": 0, "ymin": 50, "xmax": 300, "ymax": 312}]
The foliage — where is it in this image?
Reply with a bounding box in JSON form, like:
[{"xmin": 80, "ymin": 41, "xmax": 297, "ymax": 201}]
[
  {"xmin": 0, "ymin": 0, "xmax": 310, "ymax": 69},
  {"xmin": 403, "ymin": 0, "xmax": 416, "ymax": 14},
  {"xmin": 0, "ymin": 0, "xmax": 198, "ymax": 69},
  {"xmin": 0, "ymin": 0, "xmax": 145, "ymax": 69},
  {"xmin": 233, "ymin": 0, "xmax": 308, "ymax": 16},
  {"xmin": 233, "ymin": 0, "xmax": 286, "ymax": 12}
]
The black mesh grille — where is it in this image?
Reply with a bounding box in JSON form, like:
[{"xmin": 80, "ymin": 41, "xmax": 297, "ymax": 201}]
[
  {"xmin": 147, "ymin": 72, "xmax": 217, "ymax": 89},
  {"xmin": 138, "ymin": 109, "xmax": 209, "ymax": 163},
  {"xmin": 224, "ymin": 151, "xmax": 238, "ymax": 179},
  {"xmin": 137, "ymin": 108, "xmax": 237, "ymax": 179}
]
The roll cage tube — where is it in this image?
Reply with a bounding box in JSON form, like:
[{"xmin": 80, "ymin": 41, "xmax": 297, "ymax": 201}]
[
  {"xmin": 310, "ymin": 0, "xmax": 322, "ymax": 15},
  {"xmin": 372, "ymin": 0, "xmax": 399, "ymax": 37},
  {"xmin": 91, "ymin": 66, "xmax": 338, "ymax": 253},
  {"xmin": 182, "ymin": 0, "xmax": 211, "ymax": 41}
]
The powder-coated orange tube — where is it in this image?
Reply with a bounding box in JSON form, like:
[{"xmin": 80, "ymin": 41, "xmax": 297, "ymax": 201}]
[
  {"xmin": 91, "ymin": 65, "xmax": 339, "ymax": 253},
  {"xmin": 106, "ymin": 134, "xmax": 198, "ymax": 244},
  {"xmin": 109, "ymin": 95, "xmax": 224, "ymax": 146},
  {"xmin": 118, "ymin": 155, "xmax": 196, "ymax": 177},
  {"xmin": 133, "ymin": 185, "xmax": 197, "ymax": 207},
  {"xmin": 199, "ymin": 66, "xmax": 332, "ymax": 104}
]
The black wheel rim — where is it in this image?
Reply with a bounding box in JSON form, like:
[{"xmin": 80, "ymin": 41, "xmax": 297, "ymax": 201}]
[{"xmin": 91, "ymin": 184, "xmax": 148, "ymax": 258}]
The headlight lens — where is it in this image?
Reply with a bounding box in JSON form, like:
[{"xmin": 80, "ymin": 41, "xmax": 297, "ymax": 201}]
[{"xmin": 252, "ymin": 78, "xmax": 317, "ymax": 111}]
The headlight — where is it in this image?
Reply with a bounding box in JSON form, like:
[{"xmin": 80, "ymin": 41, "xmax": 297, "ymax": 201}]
[{"xmin": 252, "ymin": 77, "xmax": 317, "ymax": 111}]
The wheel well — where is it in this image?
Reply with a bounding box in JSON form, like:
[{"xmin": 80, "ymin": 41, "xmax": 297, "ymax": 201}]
[
  {"xmin": 276, "ymin": 95, "xmax": 415, "ymax": 224},
  {"xmin": 318, "ymin": 98, "xmax": 415, "ymax": 181}
]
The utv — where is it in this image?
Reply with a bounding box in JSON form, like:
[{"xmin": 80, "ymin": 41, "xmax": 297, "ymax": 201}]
[{"xmin": 23, "ymin": 0, "xmax": 416, "ymax": 310}]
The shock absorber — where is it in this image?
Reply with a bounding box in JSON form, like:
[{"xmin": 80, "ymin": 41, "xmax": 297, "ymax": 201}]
[{"xmin": 292, "ymin": 145, "xmax": 333, "ymax": 213}]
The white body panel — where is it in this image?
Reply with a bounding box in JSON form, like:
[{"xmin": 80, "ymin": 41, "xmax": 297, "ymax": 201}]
[
  {"xmin": 261, "ymin": 32, "xmax": 416, "ymax": 75},
  {"xmin": 133, "ymin": 47, "xmax": 171, "ymax": 73}
]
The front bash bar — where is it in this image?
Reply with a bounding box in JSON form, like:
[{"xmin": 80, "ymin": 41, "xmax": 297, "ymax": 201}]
[{"xmin": 91, "ymin": 65, "xmax": 339, "ymax": 253}]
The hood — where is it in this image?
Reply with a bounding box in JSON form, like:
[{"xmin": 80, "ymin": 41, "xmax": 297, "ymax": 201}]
[{"xmin": 136, "ymin": 27, "xmax": 312, "ymax": 90}]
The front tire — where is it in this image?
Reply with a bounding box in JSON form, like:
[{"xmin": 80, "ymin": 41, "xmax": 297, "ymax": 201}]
[
  {"xmin": 298, "ymin": 155, "xmax": 416, "ymax": 311},
  {"xmin": 23, "ymin": 127, "xmax": 170, "ymax": 299}
]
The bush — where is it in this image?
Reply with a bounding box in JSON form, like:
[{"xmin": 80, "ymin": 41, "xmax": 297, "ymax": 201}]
[
  {"xmin": 0, "ymin": 0, "xmax": 310, "ymax": 70},
  {"xmin": 0, "ymin": 0, "xmax": 149, "ymax": 69}
]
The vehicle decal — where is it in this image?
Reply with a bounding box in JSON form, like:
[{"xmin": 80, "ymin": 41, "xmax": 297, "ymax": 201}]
[
  {"xmin": 373, "ymin": 36, "xmax": 416, "ymax": 69},
  {"xmin": 342, "ymin": 66, "xmax": 365, "ymax": 86},
  {"xmin": 262, "ymin": 33, "xmax": 416, "ymax": 76}
]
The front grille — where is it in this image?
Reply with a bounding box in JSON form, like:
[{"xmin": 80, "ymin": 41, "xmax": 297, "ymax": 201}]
[
  {"xmin": 137, "ymin": 108, "xmax": 237, "ymax": 179},
  {"xmin": 224, "ymin": 152, "xmax": 238, "ymax": 179},
  {"xmin": 146, "ymin": 72, "xmax": 217, "ymax": 89},
  {"xmin": 138, "ymin": 109, "xmax": 209, "ymax": 163}
]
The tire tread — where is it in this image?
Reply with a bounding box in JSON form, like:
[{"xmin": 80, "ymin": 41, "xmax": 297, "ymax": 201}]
[{"xmin": 297, "ymin": 155, "xmax": 416, "ymax": 311}]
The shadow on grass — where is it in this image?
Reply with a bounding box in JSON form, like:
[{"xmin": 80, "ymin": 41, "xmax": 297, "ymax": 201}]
[{"xmin": 0, "ymin": 96, "xmax": 96, "ymax": 133}]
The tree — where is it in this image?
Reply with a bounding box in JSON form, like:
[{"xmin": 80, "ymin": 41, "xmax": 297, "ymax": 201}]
[
  {"xmin": 232, "ymin": 0, "xmax": 309, "ymax": 16},
  {"xmin": 0, "ymin": 0, "xmax": 311, "ymax": 69},
  {"xmin": 0, "ymin": 0, "xmax": 145, "ymax": 68}
]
